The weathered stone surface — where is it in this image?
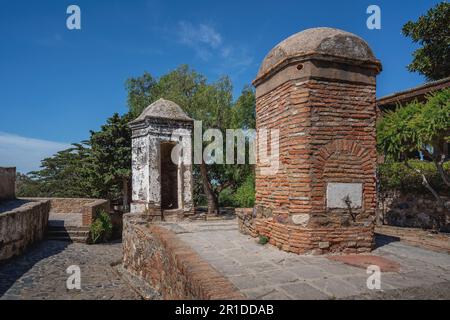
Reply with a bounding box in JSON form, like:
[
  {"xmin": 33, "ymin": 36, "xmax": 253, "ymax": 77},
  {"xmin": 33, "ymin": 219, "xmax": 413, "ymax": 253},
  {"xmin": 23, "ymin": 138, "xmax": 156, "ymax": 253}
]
[
  {"xmin": 377, "ymin": 192, "xmax": 450, "ymax": 232},
  {"xmin": 129, "ymin": 99, "xmax": 194, "ymax": 218},
  {"xmin": 291, "ymin": 214, "xmax": 310, "ymax": 226},
  {"xmin": 256, "ymin": 27, "xmax": 378, "ymax": 81},
  {"xmin": 130, "ymin": 98, "xmax": 193, "ymax": 123},
  {"xmin": 326, "ymin": 183, "xmax": 363, "ymax": 209},
  {"xmin": 0, "ymin": 167, "xmax": 15, "ymax": 201},
  {"xmin": 121, "ymin": 214, "xmax": 244, "ymax": 300},
  {"xmin": 0, "ymin": 200, "xmax": 50, "ymax": 262}
]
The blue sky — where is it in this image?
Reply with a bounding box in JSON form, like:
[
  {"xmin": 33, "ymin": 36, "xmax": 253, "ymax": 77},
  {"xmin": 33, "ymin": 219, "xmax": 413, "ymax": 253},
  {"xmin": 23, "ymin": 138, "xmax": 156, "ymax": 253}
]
[{"xmin": 0, "ymin": 0, "xmax": 442, "ymax": 173}]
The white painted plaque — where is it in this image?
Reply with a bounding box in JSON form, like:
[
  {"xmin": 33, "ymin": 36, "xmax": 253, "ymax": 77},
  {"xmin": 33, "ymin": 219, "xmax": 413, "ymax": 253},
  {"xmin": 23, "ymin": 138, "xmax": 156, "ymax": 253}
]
[{"xmin": 326, "ymin": 183, "xmax": 362, "ymax": 209}]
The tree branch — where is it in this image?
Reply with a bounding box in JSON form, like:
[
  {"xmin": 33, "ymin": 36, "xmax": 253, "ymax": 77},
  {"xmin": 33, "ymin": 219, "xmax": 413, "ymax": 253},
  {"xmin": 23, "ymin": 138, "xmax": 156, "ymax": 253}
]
[
  {"xmin": 435, "ymin": 153, "xmax": 450, "ymax": 188},
  {"xmin": 404, "ymin": 160, "xmax": 444, "ymax": 208}
]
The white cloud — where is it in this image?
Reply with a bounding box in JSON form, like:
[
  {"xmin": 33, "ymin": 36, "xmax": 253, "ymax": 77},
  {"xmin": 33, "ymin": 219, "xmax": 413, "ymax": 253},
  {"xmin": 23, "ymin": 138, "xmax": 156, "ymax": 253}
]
[
  {"xmin": 175, "ymin": 21, "xmax": 253, "ymax": 74},
  {"xmin": 0, "ymin": 132, "xmax": 70, "ymax": 174},
  {"xmin": 178, "ymin": 21, "xmax": 222, "ymax": 52}
]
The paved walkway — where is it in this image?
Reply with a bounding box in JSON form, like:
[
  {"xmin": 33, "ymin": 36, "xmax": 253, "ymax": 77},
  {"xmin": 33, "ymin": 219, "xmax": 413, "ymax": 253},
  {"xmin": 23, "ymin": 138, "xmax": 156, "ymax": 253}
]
[
  {"xmin": 164, "ymin": 220, "xmax": 450, "ymax": 300},
  {"xmin": 1, "ymin": 220, "xmax": 449, "ymax": 300},
  {"xmin": 0, "ymin": 240, "xmax": 140, "ymax": 300},
  {"xmin": 49, "ymin": 213, "xmax": 83, "ymax": 227}
]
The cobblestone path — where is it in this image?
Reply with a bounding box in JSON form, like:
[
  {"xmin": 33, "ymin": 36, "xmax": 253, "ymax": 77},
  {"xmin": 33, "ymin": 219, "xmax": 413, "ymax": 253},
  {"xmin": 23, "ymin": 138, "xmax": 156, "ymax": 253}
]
[{"xmin": 0, "ymin": 240, "xmax": 141, "ymax": 300}]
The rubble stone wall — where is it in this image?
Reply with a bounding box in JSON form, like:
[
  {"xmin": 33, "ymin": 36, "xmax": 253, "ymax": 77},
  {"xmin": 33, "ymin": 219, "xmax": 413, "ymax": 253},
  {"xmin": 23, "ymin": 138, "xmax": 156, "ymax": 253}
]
[
  {"xmin": 0, "ymin": 200, "xmax": 50, "ymax": 262},
  {"xmin": 378, "ymin": 192, "xmax": 450, "ymax": 232},
  {"xmin": 122, "ymin": 214, "xmax": 243, "ymax": 299},
  {"xmin": 0, "ymin": 167, "xmax": 16, "ymax": 201}
]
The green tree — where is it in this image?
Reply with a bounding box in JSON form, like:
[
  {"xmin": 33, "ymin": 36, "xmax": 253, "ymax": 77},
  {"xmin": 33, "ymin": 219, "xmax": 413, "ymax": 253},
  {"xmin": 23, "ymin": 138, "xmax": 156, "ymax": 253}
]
[
  {"xmin": 377, "ymin": 89, "xmax": 450, "ymax": 206},
  {"xmin": 15, "ymin": 172, "xmax": 41, "ymax": 197},
  {"xmin": 126, "ymin": 65, "xmax": 256, "ymax": 214},
  {"xmin": 402, "ymin": 1, "xmax": 450, "ymax": 80},
  {"xmin": 26, "ymin": 143, "xmax": 91, "ymax": 198},
  {"xmin": 87, "ymin": 113, "xmax": 132, "ymax": 209}
]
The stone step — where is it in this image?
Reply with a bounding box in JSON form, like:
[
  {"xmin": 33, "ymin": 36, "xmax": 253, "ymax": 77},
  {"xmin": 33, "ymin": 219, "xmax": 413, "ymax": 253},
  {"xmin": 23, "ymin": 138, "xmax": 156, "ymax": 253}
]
[
  {"xmin": 46, "ymin": 235, "xmax": 88, "ymax": 243},
  {"xmin": 47, "ymin": 230, "xmax": 90, "ymax": 237},
  {"xmin": 48, "ymin": 225, "xmax": 90, "ymax": 232},
  {"xmin": 46, "ymin": 224, "xmax": 90, "ymax": 243}
]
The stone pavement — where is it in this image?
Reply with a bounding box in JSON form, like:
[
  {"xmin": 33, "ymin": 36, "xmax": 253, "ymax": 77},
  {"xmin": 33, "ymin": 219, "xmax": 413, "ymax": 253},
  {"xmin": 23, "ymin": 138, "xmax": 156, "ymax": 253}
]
[
  {"xmin": 164, "ymin": 220, "xmax": 450, "ymax": 300},
  {"xmin": 49, "ymin": 213, "xmax": 83, "ymax": 227},
  {"xmin": 0, "ymin": 240, "xmax": 140, "ymax": 300}
]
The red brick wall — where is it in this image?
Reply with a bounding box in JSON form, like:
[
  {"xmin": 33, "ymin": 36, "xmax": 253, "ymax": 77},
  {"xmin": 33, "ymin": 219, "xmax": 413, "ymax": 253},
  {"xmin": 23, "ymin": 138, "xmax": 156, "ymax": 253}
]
[
  {"xmin": 236, "ymin": 209, "xmax": 374, "ymax": 255},
  {"xmin": 308, "ymin": 81, "xmax": 377, "ymax": 222},
  {"xmin": 252, "ymin": 77, "xmax": 377, "ymax": 254},
  {"xmin": 256, "ymin": 79, "xmax": 377, "ymax": 224}
]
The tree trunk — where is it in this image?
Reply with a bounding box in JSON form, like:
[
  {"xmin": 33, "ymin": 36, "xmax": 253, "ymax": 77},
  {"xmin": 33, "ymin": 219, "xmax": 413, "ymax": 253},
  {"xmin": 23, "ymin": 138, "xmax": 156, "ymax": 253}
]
[
  {"xmin": 434, "ymin": 154, "xmax": 450, "ymax": 188},
  {"xmin": 404, "ymin": 161, "xmax": 444, "ymax": 208},
  {"xmin": 200, "ymin": 161, "xmax": 218, "ymax": 214},
  {"xmin": 122, "ymin": 177, "xmax": 129, "ymax": 212}
]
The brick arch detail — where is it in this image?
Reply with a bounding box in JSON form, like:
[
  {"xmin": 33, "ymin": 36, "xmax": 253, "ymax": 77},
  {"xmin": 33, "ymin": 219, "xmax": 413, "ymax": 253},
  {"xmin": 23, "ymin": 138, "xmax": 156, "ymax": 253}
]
[
  {"xmin": 312, "ymin": 139, "xmax": 376, "ymax": 213},
  {"xmin": 315, "ymin": 139, "xmax": 373, "ymax": 168}
]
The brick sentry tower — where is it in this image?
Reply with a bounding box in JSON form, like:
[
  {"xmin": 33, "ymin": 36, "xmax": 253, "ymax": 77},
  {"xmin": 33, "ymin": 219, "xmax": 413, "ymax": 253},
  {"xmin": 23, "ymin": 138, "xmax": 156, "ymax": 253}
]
[{"xmin": 243, "ymin": 27, "xmax": 382, "ymax": 255}]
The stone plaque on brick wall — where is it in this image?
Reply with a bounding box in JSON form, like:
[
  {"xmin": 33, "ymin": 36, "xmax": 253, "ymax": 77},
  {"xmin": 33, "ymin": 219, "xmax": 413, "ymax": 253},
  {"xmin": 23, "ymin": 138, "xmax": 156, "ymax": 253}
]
[{"xmin": 326, "ymin": 183, "xmax": 362, "ymax": 209}]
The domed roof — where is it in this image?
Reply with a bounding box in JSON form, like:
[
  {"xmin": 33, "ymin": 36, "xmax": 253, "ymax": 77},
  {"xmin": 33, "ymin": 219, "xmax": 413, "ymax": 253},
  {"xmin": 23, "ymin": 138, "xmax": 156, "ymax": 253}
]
[
  {"xmin": 130, "ymin": 98, "xmax": 193, "ymax": 124},
  {"xmin": 256, "ymin": 27, "xmax": 378, "ymax": 80}
]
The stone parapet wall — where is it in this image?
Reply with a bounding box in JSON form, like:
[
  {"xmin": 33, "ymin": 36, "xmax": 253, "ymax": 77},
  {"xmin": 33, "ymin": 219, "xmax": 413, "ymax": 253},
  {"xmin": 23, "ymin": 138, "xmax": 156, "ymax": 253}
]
[
  {"xmin": 236, "ymin": 209, "xmax": 374, "ymax": 255},
  {"xmin": 0, "ymin": 167, "xmax": 16, "ymax": 202},
  {"xmin": 81, "ymin": 199, "xmax": 110, "ymax": 226},
  {"xmin": 24, "ymin": 197, "xmax": 99, "ymax": 213},
  {"xmin": 122, "ymin": 213, "xmax": 244, "ymax": 299},
  {"xmin": 375, "ymin": 225, "xmax": 450, "ymax": 254},
  {"xmin": 23, "ymin": 198, "xmax": 110, "ymax": 227},
  {"xmin": 0, "ymin": 200, "xmax": 50, "ymax": 262}
]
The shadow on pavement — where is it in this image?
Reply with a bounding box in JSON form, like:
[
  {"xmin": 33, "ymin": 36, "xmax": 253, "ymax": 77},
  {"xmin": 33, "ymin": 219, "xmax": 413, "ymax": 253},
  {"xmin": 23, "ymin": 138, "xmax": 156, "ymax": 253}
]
[
  {"xmin": 0, "ymin": 240, "xmax": 70, "ymax": 297},
  {"xmin": 374, "ymin": 233, "xmax": 401, "ymax": 249}
]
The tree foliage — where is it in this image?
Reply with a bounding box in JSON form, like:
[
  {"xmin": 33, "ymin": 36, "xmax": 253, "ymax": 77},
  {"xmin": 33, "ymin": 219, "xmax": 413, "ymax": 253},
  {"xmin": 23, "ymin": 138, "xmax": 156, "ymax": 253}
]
[
  {"xmin": 402, "ymin": 1, "xmax": 450, "ymax": 80},
  {"xmin": 18, "ymin": 65, "xmax": 256, "ymax": 213},
  {"xmin": 377, "ymin": 89, "xmax": 450, "ymax": 205},
  {"xmin": 126, "ymin": 65, "xmax": 256, "ymax": 213},
  {"xmin": 18, "ymin": 144, "xmax": 91, "ymax": 198},
  {"xmin": 86, "ymin": 113, "xmax": 132, "ymax": 205},
  {"xmin": 17, "ymin": 114, "xmax": 132, "ymax": 204}
]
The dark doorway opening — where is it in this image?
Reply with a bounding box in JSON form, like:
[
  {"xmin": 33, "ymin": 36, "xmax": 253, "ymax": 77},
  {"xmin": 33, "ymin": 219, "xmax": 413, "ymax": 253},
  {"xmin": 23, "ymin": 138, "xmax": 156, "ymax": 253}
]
[{"xmin": 160, "ymin": 142, "xmax": 178, "ymax": 210}]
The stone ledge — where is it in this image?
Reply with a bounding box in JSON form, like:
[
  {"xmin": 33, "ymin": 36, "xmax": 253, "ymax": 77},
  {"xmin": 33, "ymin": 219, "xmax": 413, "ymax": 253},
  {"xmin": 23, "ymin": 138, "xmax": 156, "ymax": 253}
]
[
  {"xmin": 22, "ymin": 197, "xmax": 110, "ymax": 227},
  {"xmin": 375, "ymin": 225, "xmax": 450, "ymax": 254},
  {"xmin": 122, "ymin": 214, "xmax": 245, "ymax": 300}
]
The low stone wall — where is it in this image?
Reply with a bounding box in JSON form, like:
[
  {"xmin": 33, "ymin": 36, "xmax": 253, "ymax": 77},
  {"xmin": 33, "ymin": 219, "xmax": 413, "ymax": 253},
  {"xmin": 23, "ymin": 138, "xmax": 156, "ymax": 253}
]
[
  {"xmin": 122, "ymin": 213, "xmax": 244, "ymax": 300},
  {"xmin": 0, "ymin": 200, "xmax": 50, "ymax": 262},
  {"xmin": 375, "ymin": 225, "xmax": 450, "ymax": 254},
  {"xmin": 236, "ymin": 209, "xmax": 374, "ymax": 255},
  {"xmin": 0, "ymin": 167, "xmax": 16, "ymax": 201},
  {"xmin": 23, "ymin": 198, "xmax": 110, "ymax": 227},
  {"xmin": 80, "ymin": 199, "xmax": 110, "ymax": 226},
  {"xmin": 378, "ymin": 192, "xmax": 450, "ymax": 232}
]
